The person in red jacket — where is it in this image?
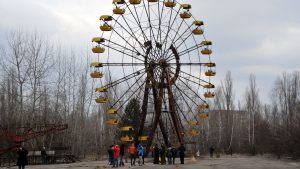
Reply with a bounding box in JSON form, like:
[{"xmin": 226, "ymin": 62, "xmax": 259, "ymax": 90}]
[
  {"xmin": 128, "ymin": 143, "xmax": 136, "ymax": 166},
  {"xmin": 112, "ymin": 144, "xmax": 120, "ymax": 168}
]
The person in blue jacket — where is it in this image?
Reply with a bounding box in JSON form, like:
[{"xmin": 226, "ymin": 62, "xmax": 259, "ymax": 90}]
[{"xmin": 137, "ymin": 144, "xmax": 144, "ymax": 166}]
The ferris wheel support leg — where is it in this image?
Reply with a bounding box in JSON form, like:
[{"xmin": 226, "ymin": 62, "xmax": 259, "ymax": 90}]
[
  {"xmin": 134, "ymin": 78, "xmax": 150, "ymax": 145},
  {"xmin": 145, "ymin": 69, "xmax": 165, "ymax": 153},
  {"xmin": 159, "ymin": 118, "xmax": 170, "ymax": 147},
  {"xmin": 166, "ymin": 71, "xmax": 184, "ymax": 145}
]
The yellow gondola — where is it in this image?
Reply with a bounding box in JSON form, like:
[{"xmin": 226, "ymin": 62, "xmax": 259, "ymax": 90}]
[
  {"xmin": 165, "ymin": 1, "xmax": 176, "ymax": 8},
  {"xmin": 201, "ymin": 41, "xmax": 212, "ymax": 46},
  {"xmin": 203, "ymin": 83, "xmax": 215, "ymax": 89},
  {"xmin": 90, "ymin": 71, "xmax": 104, "ymax": 78},
  {"xmin": 92, "ymin": 47, "xmax": 105, "ymax": 53},
  {"xmin": 204, "ymin": 92, "xmax": 215, "ymax": 98},
  {"xmin": 198, "ymin": 113, "xmax": 209, "ymax": 119},
  {"xmin": 113, "ymin": 0, "xmax": 125, "ymax": 4},
  {"xmin": 129, "ymin": 0, "xmax": 141, "ymax": 5},
  {"xmin": 190, "ymin": 130, "xmax": 200, "ymax": 136},
  {"xmin": 192, "ymin": 28, "xmax": 204, "ymax": 35},
  {"xmin": 100, "ymin": 15, "xmax": 113, "ymax": 21},
  {"xmin": 100, "ymin": 25, "xmax": 113, "ymax": 31},
  {"xmin": 95, "ymin": 97, "xmax": 108, "ymax": 103},
  {"xmin": 90, "ymin": 62, "xmax": 103, "ymax": 68},
  {"xmin": 188, "ymin": 120, "xmax": 199, "ymax": 126},
  {"xmin": 138, "ymin": 136, "xmax": 149, "ymax": 141},
  {"xmin": 92, "ymin": 37, "xmax": 105, "ymax": 43},
  {"xmin": 205, "ymin": 62, "xmax": 216, "ymax": 67},
  {"xmin": 180, "ymin": 12, "xmax": 192, "ymax": 19},
  {"xmin": 106, "ymin": 119, "xmax": 119, "ymax": 125},
  {"xmin": 201, "ymin": 48, "xmax": 212, "ymax": 55},
  {"xmin": 193, "ymin": 20, "xmax": 204, "ymax": 26},
  {"xmin": 113, "ymin": 8, "xmax": 125, "ymax": 15},
  {"xmin": 95, "ymin": 87, "xmax": 108, "ymax": 92},
  {"xmin": 198, "ymin": 103, "xmax": 209, "ymax": 109},
  {"xmin": 120, "ymin": 126, "xmax": 134, "ymax": 131},
  {"xmin": 181, "ymin": 4, "xmax": 191, "ymax": 9},
  {"xmin": 205, "ymin": 70, "xmax": 216, "ymax": 76},
  {"xmin": 120, "ymin": 135, "xmax": 134, "ymax": 142},
  {"xmin": 148, "ymin": 0, "xmax": 158, "ymax": 2},
  {"xmin": 107, "ymin": 108, "xmax": 118, "ymax": 115}
]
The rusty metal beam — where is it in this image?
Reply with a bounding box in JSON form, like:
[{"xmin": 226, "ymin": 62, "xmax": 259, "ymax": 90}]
[
  {"xmin": 165, "ymin": 70, "xmax": 184, "ymax": 145},
  {"xmin": 134, "ymin": 77, "xmax": 150, "ymax": 145},
  {"xmin": 159, "ymin": 118, "xmax": 170, "ymax": 147},
  {"xmin": 146, "ymin": 68, "xmax": 165, "ymax": 152}
]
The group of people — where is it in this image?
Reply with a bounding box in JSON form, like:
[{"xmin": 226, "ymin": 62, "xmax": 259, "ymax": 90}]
[
  {"xmin": 16, "ymin": 146, "xmax": 47, "ymax": 169},
  {"xmin": 108, "ymin": 143, "xmax": 145, "ymax": 167},
  {"xmin": 152, "ymin": 143, "xmax": 185, "ymax": 165},
  {"xmin": 108, "ymin": 143, "xmax": 186, "ymax": 167}
]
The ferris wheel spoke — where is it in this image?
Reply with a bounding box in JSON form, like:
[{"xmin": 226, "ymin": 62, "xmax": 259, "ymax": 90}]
[
  {"xmin": 173, "ymin": 101, "xmax": 192, "ymax": 129},
  {"xmin": 173, "ymin": 22, "xmax": 195, "ymax": 45},
  {"xmin": 135, "ymin": 5, "xmax": 162, "ymax": 61},
  {"xmin": 172, "ymin": 85, "xmax": 199, "ymax": 135},
  {"xmin": 119, "ymin": 16, "xmax": 147, "ymax": 51},
  {"xmin": 156, "ymin": 2, "xmax": 167, "ymax": 44},
  {"xmin": 173, "ymin": 84, "xmax": 199, "ymax": 121},
  {"xmin": 112, "ymin": 18, "xmax": 146, "ymax": 54},
  {"xmin": 125, "ymin": 3, "xmax": 148, "ymax": 42},
  {"xmin": 165, "ymin": 43, "xmax": 204, "ymax": 62},
  {"xmin": 177, "ymin": 77, "xmax": 206, "ymax": 102},
  {"xmin": 106, "ymin": 39, "xmax": 144, "ymax": 57},
  {"xmin": 169, "ymin": 67, "xmax": 210, "ymax": 84},
  {"xmin": 176, "ymin": 73, "xmax": 206, "ymax": 88},
  {"xmin": 142, "ymin": 1, "xmax": 156, "ymax": 44},
  {"xmin": 173, "ymin": 83, "xmax": 201, "ymax": 108},
  {"xmin": 177, "ymin": 44, "xmax": 201, "ymax": 56},
  {"xmin": 103, "ymin": 68, "xmax": 146, "ymax": 88},
  {"xmin": 161, "ymin": 8, "xmax": 180, "ymax": 52},
  {"xmin": 120, "ymin": 8, "xmax": 159, "ymax": 60},
  {"xmin": 164, "ymin": 22, "xmax": 194, "ymax": 58},
  {"xmin": 101, "ymin": 43, "xmax": 144, "ymax": 62},
  {"xmin": 134, "ymin": 4, "xmax": 149, "ymax": 41},
  {"xmin": 173, "ymin": 25, "xmax": 200, "ymax": 47},
  {"xmin": 110, "ymin": 73, "xmax": 146, "ymax": 109},
  {"xmin": 162, "ymin": 19, "xmax": 184, "ymax": 58},
  {"xmin": 103, "ymin": 63, "xmax": 144, "ymax": 66}
]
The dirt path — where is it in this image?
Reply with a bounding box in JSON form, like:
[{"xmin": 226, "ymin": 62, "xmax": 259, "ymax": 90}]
[{"xmin": 2, "ymin": 156, "xmax": 300, "ymax": 169}]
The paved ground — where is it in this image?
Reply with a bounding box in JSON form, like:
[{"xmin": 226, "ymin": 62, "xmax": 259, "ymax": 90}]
[{"xmin": 2, "ymin": 156, "xmax": 300, "ymax": 169}]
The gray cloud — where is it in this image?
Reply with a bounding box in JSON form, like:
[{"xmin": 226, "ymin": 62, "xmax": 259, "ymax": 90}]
[{"xmin": 1, "ymin": 0, "xmax": 299, "ymax": 104}]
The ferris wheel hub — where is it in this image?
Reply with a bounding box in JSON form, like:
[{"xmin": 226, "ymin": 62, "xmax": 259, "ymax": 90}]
[{"xmin": 158, "ymin": 59, "xmax": 168, "ymax": 68}]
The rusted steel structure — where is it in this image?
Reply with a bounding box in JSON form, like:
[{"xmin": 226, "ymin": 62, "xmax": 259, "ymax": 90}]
[
  {"xmin": 0, "ymin": 124, "xmax": 68, "ymax": 156},
  {"xmin": 91, "ymin": 0, "xmax": 216, "ymax": 151}
]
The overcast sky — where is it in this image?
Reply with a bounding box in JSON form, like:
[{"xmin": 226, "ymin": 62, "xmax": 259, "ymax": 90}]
[{"xmin": 1, "ymin": 0, "xmax": 300, "ymax": 105}]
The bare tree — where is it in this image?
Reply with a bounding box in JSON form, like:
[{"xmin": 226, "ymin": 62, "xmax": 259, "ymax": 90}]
[
  {"xmin": 1, "ymin": 30, "xmax": 31, "ymax": 127},
  {"xmin": 245, "ymin": 74, "xmax": 260, "ymax": 155},
  {"xmin": 221, "ymin": 71, "xmax": 235, "ymax": 151},
  {"xmin": 26, "ymin": 32, "xmax": 53, "ymax": 124}
]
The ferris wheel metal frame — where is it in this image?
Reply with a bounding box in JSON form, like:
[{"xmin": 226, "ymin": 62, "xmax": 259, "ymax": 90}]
[{"xmin": 91, "ymin": 0, "xmax": 216, "ymax": 151}]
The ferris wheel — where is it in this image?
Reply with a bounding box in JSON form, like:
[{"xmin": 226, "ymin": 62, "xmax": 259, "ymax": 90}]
[{"xmin": 91, "ymin": 0, "xmax": 216, "ymax": 150}]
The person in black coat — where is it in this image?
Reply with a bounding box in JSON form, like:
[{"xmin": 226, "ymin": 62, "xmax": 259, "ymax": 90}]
[
  {"xmin": 41, "ymin": 147, "xmax": 47, "ymax": 164},
  {"xmin": 171, "ymin": 146, "xmax": 177, "ymax": 164},
  {"xmin": 108, "ymin": 145, "xmax": 114, "ymax": 165},
  {"xmin": 178, "ymin": 144, "xmax": 185, "ymax": 164},
  {"xmin": 153, "ymin": 144, "xmax": 160, "ymax": 164},
  {"xmin": 119, "ymin": 144, "xmax": 125, "ymax": 166},
  {"xmin": 17, "ymin": 146, "xmax": 28, "ymax": 169},
  {"xmin": 209, "ymin": 146, "xmax": 215, "ymax": 158}
]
